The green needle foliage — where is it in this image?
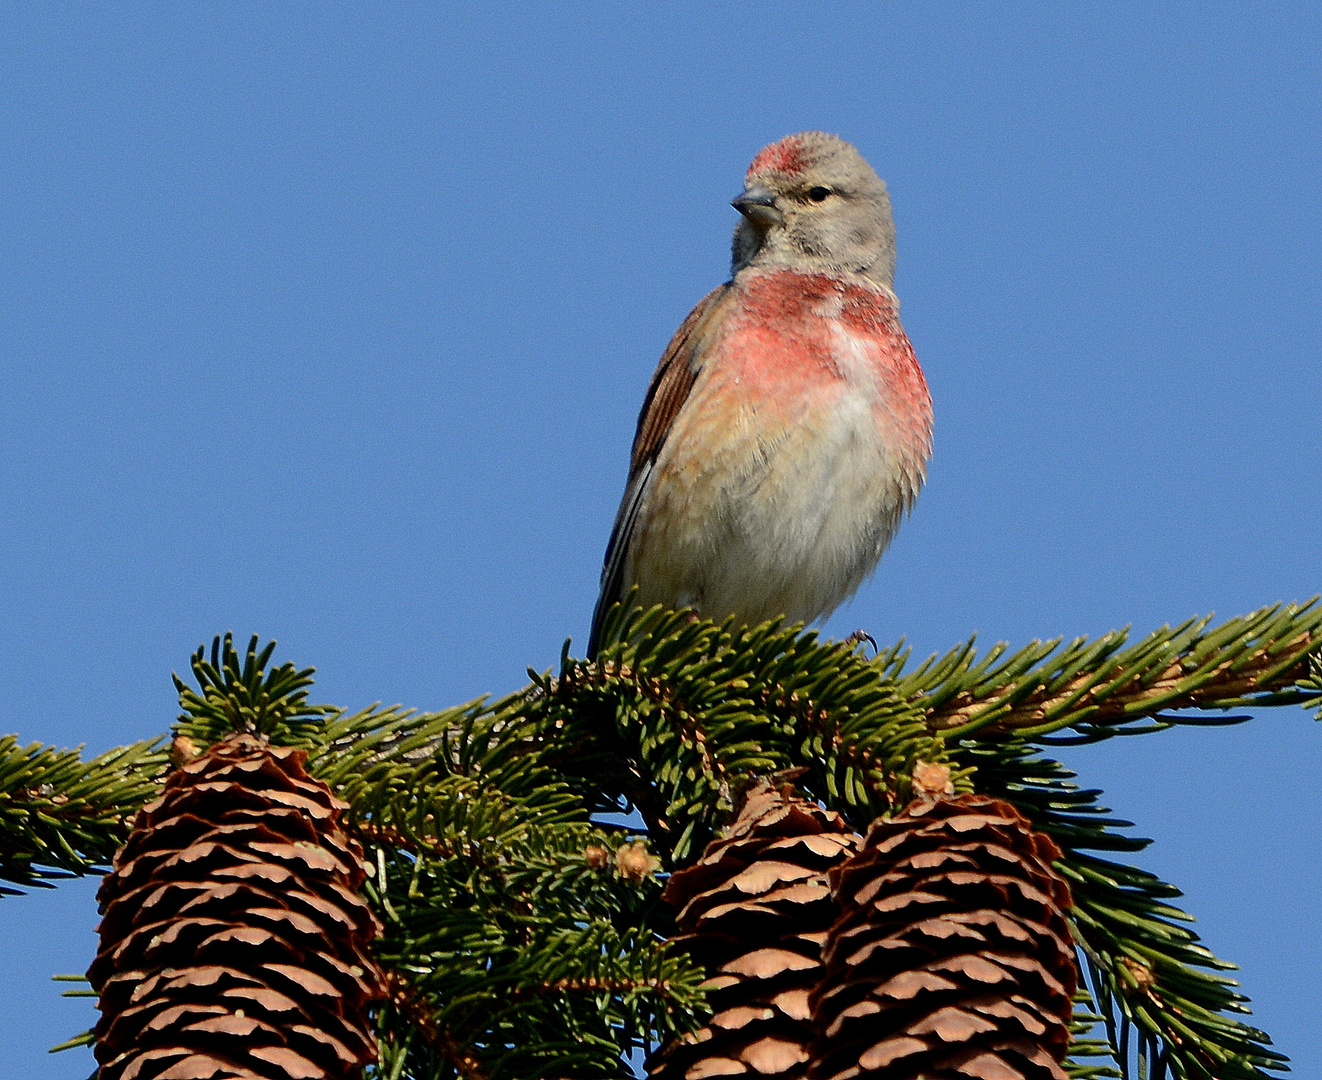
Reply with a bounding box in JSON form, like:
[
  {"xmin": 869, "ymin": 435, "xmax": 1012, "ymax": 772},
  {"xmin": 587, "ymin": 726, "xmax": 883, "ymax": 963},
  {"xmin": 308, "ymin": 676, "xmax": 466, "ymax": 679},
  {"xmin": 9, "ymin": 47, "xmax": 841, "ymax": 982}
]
[
  {"xmin": 6, "ymin": 601, "xmax": 1320, "ymax": 1080},
  {"xmin": 534, "ymin": 607, "xmax": 956, "ymax": 861},
  {"xmin": 312, "ymin": 697, "xmax": 708, "ymax": 1077},
  {"xmin": 894, "ymin": 601, "xmax": 1322, "ymax": 742},
  {"xmin": 173, "ymin": 631, "xmax": 337, "ymax": 744},
  {"xmin": 0, "ymin": 735, "xmax": 166, "ymax": 891}
]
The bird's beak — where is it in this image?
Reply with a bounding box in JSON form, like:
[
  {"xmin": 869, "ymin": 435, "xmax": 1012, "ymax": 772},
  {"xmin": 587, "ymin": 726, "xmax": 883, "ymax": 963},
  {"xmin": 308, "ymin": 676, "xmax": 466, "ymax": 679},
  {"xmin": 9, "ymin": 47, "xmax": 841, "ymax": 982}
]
[{"xmin": 732, "ymin": 185, "xmax": 784, "ymax": 228}]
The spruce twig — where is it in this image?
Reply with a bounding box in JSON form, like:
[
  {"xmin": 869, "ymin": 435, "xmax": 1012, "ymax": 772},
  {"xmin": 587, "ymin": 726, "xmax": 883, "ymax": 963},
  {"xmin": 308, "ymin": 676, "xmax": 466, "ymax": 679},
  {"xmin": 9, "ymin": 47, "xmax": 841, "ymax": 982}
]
[
  {"xmin": 897, "ymin": 600, "xmax": 1322, "ymax": 742},
  {"xmin": 0, "ymin": 736, "xmax": 166, "ymax": 891}
]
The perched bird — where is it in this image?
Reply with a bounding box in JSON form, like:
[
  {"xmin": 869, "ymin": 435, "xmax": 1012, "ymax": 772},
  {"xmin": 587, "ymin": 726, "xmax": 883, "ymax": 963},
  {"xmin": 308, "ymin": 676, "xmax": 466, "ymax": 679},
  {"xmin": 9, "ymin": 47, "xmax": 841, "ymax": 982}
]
[{"xmin": 588, "ymin": 131, "xmax": 932, "ymax": 657}]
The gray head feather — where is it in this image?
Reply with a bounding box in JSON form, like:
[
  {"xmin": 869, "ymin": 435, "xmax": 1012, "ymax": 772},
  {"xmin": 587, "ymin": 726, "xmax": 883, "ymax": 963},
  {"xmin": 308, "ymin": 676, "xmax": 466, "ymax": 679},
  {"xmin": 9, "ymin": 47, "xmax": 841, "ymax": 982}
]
[{"xmin": 731, "ymin": 131, "xmax": 897, "ymax": 291}]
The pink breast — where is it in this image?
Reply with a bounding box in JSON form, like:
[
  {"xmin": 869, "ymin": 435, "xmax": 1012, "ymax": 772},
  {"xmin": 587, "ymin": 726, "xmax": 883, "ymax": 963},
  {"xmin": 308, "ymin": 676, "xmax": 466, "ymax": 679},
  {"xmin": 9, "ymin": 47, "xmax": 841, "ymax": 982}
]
[{"xmin": 715, "ymin": 271, "xmax": 932, "ymax": 465}]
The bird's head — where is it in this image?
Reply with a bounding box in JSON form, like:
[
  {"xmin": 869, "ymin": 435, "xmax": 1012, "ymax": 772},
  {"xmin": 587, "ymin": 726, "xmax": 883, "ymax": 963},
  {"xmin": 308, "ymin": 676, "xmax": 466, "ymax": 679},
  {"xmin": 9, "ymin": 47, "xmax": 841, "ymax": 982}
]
[{"xmin": 731, "ymin": 131, "xmax": 897, "ymax": 290}]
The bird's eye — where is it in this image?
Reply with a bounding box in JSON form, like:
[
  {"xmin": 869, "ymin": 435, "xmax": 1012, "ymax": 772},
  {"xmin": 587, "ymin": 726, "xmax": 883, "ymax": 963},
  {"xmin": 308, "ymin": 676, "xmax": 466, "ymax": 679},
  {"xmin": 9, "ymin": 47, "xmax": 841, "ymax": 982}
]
[{"xmin": 807, "ymin": 186, "xmax": 831, "ymax": 202}]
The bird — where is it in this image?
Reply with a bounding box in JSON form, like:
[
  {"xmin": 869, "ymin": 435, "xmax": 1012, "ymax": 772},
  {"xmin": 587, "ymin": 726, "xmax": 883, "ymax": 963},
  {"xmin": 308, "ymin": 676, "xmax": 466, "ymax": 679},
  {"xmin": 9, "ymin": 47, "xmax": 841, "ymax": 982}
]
[{"xmin": 588, "ymin": 131, "xmax": 932, "ymax": 657}]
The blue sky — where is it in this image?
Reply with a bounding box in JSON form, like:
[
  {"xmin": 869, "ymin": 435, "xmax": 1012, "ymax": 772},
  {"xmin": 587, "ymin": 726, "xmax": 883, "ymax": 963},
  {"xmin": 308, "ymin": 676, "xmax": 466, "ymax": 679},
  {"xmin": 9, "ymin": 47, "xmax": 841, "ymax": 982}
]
[{"xmin": 1, "ymin": 4, "xmax": 1319, "ymax": 1075}]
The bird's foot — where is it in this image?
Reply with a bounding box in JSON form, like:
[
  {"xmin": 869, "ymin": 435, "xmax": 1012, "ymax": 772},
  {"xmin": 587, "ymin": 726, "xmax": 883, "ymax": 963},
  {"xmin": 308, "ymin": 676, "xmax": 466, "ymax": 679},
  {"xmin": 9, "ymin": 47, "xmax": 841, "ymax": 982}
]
[{"xmin": 843, "ymin": 629, "xmax": 878, "ymax": 655}]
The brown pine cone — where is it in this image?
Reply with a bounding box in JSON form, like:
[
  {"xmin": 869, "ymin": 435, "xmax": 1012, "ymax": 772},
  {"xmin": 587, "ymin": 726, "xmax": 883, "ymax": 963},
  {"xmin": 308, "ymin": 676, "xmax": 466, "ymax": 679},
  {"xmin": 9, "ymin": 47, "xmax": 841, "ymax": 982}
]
[
  {"xmin": 88, "ymin": 733, "xmax": 384, "ymax": 1080},
  {"xmin": 810, "ymin": 794, "xmax": 1077, "ymax": 1080},
  {"xmin": 650, "ymin": 781, "xmax": 861, "ymax": 1080}
]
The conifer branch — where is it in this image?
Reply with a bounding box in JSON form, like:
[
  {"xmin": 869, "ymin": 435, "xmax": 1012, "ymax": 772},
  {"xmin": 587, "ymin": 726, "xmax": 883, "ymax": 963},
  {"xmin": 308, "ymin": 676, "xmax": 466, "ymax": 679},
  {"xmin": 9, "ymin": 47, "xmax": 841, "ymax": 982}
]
[
  {"xmin": 173, "ymin": 632, "xmax": 335, "ymax": 743},
  {"xmin": 541, "ymin": 608, "xmax": 946, "ymax": 857},
  {"xmin": 15, "ymin": 605, "xmax": 1319, "ymax": 1077},
  {"xmin": 0, "ymin": 735, "xmax": 166, "ymax": 890},
  {"xmin": 381, "ymin": 969, "xmax": 490, "ymax": 1080},
  {"xmin": 899, "ymin": 600, "xmax": 1322, "ymax": 742}
]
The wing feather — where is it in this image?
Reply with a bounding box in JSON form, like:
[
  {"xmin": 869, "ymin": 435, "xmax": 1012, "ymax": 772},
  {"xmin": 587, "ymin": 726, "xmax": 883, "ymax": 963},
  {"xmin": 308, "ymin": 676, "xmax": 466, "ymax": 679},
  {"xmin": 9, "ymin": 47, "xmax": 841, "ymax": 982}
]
[{"xmin": 587, "ymin": 283, "xmax": 734, "ymax": 656}]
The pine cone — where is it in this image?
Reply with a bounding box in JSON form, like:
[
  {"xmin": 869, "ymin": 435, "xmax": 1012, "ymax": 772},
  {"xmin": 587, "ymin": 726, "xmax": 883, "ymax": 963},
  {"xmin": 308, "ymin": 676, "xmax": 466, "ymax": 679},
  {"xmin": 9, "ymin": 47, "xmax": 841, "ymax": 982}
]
[
  {"xmin": 650, "ymin": 781, "xmax": 861, "ymax": 1080},
  {"xmin": 88, "ymin": 733, "xmax": 384, "ymax": 1080},
  {"xmin": 810, "ymin": 795, "xmax": 1076, "ymax": 1080}
]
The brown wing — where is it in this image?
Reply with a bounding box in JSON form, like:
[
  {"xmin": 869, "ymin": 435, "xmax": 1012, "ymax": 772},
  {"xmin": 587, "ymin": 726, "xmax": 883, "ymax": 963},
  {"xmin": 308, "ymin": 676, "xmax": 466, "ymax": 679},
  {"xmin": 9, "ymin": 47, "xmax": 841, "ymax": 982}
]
[
  {"xmin": 628, "ymin": 283, "xmax": 734, "ymax": 472},
  {"xmin": 588, "ymin": 283, "xmax": 735, "ymax": 656}
]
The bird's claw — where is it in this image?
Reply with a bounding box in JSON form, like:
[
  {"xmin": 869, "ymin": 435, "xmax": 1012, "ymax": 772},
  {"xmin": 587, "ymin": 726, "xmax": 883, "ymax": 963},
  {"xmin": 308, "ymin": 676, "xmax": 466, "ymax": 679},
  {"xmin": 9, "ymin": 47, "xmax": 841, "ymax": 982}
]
[{"xmin": 844, "ymin": 629, "xmax": 878, "ymax": 655}]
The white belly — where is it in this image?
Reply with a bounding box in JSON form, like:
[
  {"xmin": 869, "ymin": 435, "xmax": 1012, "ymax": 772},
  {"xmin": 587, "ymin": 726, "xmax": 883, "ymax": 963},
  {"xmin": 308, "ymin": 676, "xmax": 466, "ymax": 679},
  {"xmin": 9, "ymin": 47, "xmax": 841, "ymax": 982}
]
[{"xmin": 627, "ymin": 385, "xmax": 909, "ymax": 628}]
